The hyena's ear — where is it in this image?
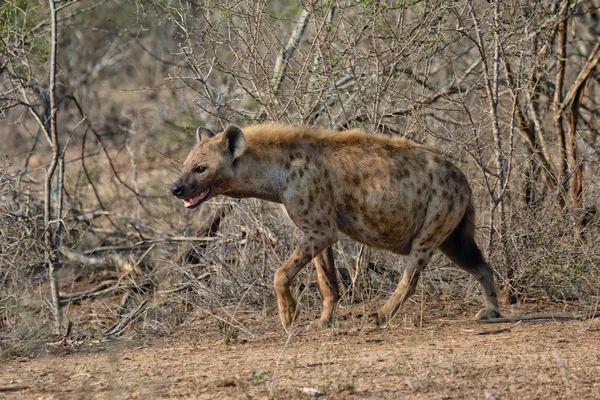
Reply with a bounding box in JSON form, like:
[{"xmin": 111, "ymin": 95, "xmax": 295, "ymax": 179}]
[
  {"xmin": 196, "ymin": 127, "xmax": 215, "ymax": 143},
  {"xmin": 220, "ymin": 125, "xmax": 247, "ymax": 159}
]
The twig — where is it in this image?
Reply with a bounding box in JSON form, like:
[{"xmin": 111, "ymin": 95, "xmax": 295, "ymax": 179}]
[
  {"xmin": 138, "ymin": 236, "xmax": 233, "ymax": 245},
  {"xmin": 23, "ymin": 151, "xmax": 100, "ymax": 173},
  {"xmin": 81, "ymin": 244, "xmax": 152, "ymax": 255},
  {"xmin": 552, "ymin": 349, "xmax": 573, "ymax": 400},
  {"xmin": 102, "ymin": 300, "xmax": 149, "ymax": 337},
  {"xmin": 196, "ymin": 306, "xmax": 255, "ymax": 338},
  {"xmin": 269, "ymin": 327, "xmax": 296, "ymax": 396},
  {"xmin": 56, "ymin": 320, "xmax": 73, "ymax": 346}
]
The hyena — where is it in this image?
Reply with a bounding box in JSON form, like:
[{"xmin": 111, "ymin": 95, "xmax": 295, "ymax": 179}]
[{"xmin": 171, "ymin": 124, "xmax": 501, "ymax": 328}]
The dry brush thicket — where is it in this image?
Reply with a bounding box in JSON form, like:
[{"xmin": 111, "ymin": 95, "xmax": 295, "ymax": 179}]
[{"xmin": 1, "ymin": 0, "xmax": 599, "ymax": 351}]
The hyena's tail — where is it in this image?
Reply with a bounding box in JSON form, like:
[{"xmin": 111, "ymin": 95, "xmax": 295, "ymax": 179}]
[
  {"xmin": 439, "ymin": 198, "xmax": 487, "ymax": 270},
  {"xmin": 439, "ymin": 197, "xmax": 502, "ymax": 319}
]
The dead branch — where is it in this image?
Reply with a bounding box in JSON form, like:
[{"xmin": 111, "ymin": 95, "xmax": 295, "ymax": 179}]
[
  {"xmin": 256, "ymin": 8, "xmax": 310, "ymax": 121},
  {"xmin": 552, "ymin": 2, "xmax": 569, "ymax": 178},
  {"xmin": 59, "ymin": 278, "xmax": 153, "ymax": 304},
  {"xmin": 337, "ymin": 87, "xmax": 464, "ymax": 130},
  {"xmin": 81, "ymin": 244, "xmax": 152, "ymax": 254},
  {"xmin": 463, "ymin": 321, "xmax": 520, "ymax": 335},
  {"xmin": 139, "ymin": 236, "xmax": 233, "ymax": 245},
  {"xmin": 45, "ymin": 0, "xmax": 63, "ymax": 335},
  {"xmin": 0, "ymin": 386, "xmax": 30, "ymax": 393},
  {"xmin": 566, "ymin": 74, "xmax": 587, "ymax": 209},
  {"xmin": 60, "ymin": 248, "xmax": 143, "ymax": 275},
  {"xmin": 483, "ymin": 311, "xmax": 600, "ymax": 324},
  {"xmin": 561, "ymin": 41, "xmax": 600, "ymax": 113}
]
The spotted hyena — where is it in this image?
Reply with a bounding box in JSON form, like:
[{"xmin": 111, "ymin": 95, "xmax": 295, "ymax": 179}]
[{"xmin": 171, "ymin": 123, "xmax": 501, "ymax": 329}]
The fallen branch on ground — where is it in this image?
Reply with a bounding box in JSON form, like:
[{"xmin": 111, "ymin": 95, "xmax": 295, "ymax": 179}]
[
  {"xmin": 483, "ymin": 311, "xmax": 600, "ymax": 323},
  {"xmin": 463, "ymin": 321, "xmax": 521, "ymax": 335}
]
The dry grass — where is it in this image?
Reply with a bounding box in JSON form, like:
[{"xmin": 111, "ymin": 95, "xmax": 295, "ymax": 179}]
[
  {"xmin": 1, "ymin": 4, "xmax": 600, "ymax": 398},
  {"xmin": 2, "ymin": 145, "xmax": 599, "ymax": 357}
]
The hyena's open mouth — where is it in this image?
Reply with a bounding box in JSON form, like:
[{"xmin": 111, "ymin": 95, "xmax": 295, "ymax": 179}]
[{"xmin": 182, "ymin": 188, "xmax": 210, "ymax": 209}]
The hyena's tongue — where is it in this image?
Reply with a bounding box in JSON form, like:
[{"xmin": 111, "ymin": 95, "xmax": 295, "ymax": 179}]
[{"xmin": 182, "ymin": 188, "xmax": 210, "ymax": 208}]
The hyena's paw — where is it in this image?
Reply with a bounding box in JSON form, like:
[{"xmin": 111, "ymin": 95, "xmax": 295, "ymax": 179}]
[
  {"xmin": 309, "ymin": 318, "xmax": 332, "ymax": 331},
  {"xmin": 475, "ymin": 308, "xmax": 501, "ymax": 320},
  {"xmin": 277, "ymin": 298, "xmax": 299, "ymax": 328},
  {"xmin": 368, "ymin": 311, "xmax": 388, "ymax": 327}
]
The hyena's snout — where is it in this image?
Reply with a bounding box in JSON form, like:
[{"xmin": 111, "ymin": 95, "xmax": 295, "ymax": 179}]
[{"xmin": 170, "ymin": 181, "xmax": 184, "ymax": 197}]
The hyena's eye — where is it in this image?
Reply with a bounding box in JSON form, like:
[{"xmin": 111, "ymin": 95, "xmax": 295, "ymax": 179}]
[{"xmin": 194, "ymin": 165, "xmax": 207, "ymax": 174}]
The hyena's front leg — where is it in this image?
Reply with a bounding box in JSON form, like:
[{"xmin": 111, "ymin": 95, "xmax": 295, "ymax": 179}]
[{"xmin": 273, "ymin": 236, "xmax": 335, "ymax": 328}]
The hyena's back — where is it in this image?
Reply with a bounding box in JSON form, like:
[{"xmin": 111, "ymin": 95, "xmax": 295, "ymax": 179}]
[{"xmin": 273, "ymin": 131, "xmax": 472, "ymax": 256}]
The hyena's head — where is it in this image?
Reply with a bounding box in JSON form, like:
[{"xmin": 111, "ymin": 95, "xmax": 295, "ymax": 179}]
[{"xmin": 170, "ymin": 125, "xmax": 246, "ymax": 209}]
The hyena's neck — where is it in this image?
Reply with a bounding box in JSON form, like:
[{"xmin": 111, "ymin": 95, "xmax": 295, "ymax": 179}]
[{"xmin": 224, "ymin": 146, "xmax": 287, "ymax": 203}]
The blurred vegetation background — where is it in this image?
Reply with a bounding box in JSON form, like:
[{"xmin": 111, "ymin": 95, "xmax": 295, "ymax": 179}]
[{"xmin": 1, "ymin": 0, "xmax": 599, "ymax": 353}]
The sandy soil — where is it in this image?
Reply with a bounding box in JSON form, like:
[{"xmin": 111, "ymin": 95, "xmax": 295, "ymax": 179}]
[{"xmin": 2, "ymin": 303, "xmax": 600, "ymax": 399}]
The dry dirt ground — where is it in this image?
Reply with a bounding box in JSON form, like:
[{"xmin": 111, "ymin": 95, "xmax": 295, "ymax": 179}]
[{"xmin": 2, "ymin": 302, "xmax": 600, "ymax": 399}]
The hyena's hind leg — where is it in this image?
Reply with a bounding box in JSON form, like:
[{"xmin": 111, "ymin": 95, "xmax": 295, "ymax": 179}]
[
  {"xmin": 371, "ymin": 241, "xmax": 436, "ymax": 326},
  {"xmin": 438, "ymin": 204, "xmax": 501, "ymax": 320},
  {"xmin": 312, "ymin": 246, "xmax": 340, "ymax": 329}
]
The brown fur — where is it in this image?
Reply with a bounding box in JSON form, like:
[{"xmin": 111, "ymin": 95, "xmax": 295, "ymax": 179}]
[{"xmin": 171, "ymin": 123, "xmax": 501, "ymax": 328}]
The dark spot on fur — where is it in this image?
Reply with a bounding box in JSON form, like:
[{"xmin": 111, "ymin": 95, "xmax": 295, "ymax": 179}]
[
  {"xmin": 299, "ymin": 199, "xmax": 305, "ymax": 207},
  {"xmin": 428, "ymin": 172, "xmax": 434, "ymax": 182},
  {"xmin": 299, "ymin": 169, "xmax": 305, "ymax": 179},
  {"xmin": 417, "ymin": 188, "xmax": 423, "ymax": 196},
  {"xmin": 352, "ymin": 176, "xmax": 360, "ymax": 186},
  {"xmin": 432, "ymin": 188, "xmax": 437, "ymax": 195},
  {"xmin": 448, "ymin": 202, "xmax": 454, "ymax": 212},
  {"xmin": 418, "ymin": 258, "xmax": 425, "ymax": 266},
  {"xmin": 447, "ymin": 169, "xmax": 461, "ymax": 182},
  {"xmin": 284, "ymin": 161, "xmax": 291, "ymax": 170},
  {"xmin": 316, "ymin": 220, "xmax": 322, "ymax": 226},
  {"xmin": 308, "ymin": 193, "xmax": 314, "ymax": 203},
  {"xmin": 290, "ymin": 153, "xmax": 296, "ymax": 161}
]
